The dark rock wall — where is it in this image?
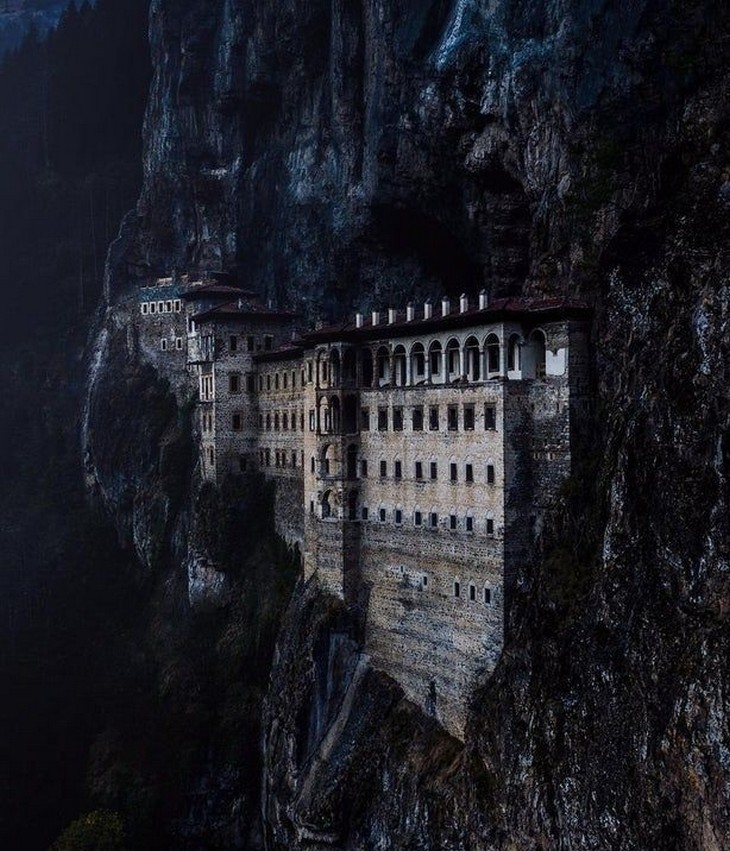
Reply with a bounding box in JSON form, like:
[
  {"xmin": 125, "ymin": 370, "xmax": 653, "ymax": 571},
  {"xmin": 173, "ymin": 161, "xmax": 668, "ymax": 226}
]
[{"xmin": 95, "ymin": 0, "xmax": 730, "ymax": 848}]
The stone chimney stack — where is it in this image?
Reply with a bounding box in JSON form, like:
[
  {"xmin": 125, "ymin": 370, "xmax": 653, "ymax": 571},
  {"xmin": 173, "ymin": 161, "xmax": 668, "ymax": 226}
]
[
  {"xmin": 406, "ymin": 303, "xmax": 415, "ymax": 322},
  {"xmin": 460, "ymin": 293, "xmax": 469, "ymax": 313},
  {"xmin": 441, "ymin": 296, "xmax": 451, "ymax": 317},
  {"xmin": 355, "ymin": 312, "xmax": 364, "ymax": 328},
  {"xmin": 372, "ymin": 310, "xmax": 380, "ymax": 326},
  {"xmin": 479, "ymin": 289, "xmax": 489, "ymax": 310},
  {"xmin": 388, "ymin": 307, "xmax": 397, "ymax": 324},
  {"xmin": 424, "ymin": 300, "xmax": 433, "ymax": 319}
]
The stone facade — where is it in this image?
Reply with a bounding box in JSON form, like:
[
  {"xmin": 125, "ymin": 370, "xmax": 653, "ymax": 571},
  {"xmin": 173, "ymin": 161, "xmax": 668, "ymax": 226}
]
[{"xmin": 134, "ymin": 280, "xmax": 592, "ymax": 739}]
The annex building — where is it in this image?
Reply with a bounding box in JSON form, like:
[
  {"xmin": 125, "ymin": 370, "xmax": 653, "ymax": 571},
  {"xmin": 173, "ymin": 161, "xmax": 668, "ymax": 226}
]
[{"xmin": 132, "ymin": 274, "xmax": 591, "ymax": 738}]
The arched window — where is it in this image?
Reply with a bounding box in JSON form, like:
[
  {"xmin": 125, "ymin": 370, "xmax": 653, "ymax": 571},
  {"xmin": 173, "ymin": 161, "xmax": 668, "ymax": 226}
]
[
  {"xmin": 330, "ymin": 396, "xmax": 341, "ymax": 433},
  {"xmin": 347, "ymin": 490, "xmax": 358, "ymax": 521},
  {"xmin": 322, "ymin": 490, "xmax": 332, "ymax": 519},
  {"xmin": 507, "ymin": 334, "xmax": 522, "ymax": 375},
  {"xmin": 376, "ymin": 346, "xmax": 391, "ymax": 386},
  {"xmin": 329, "ymin": 349, "xmax": 341, "ymax": 386},
  {"xmin": 361, "ymin": 349, "xmax": 374, "ymax": 387},
  {"xmin": 393, "ymin": 345, "xmax": 407, "ymax": 387},
  {"xmin": 446, "ymin": 338, "xmax": 461, "ymax": 381},
  {"xmin": 465, "ymin": 336, "xmax": 480, "ymax": 381},
  {"xmin": 321, "ymin": 443, "xmax": 337, "ymax": 477},
  {"xmin": 428, "ymin": 341, "xmax": 443, "ymax": 383},
  {"xmin": 523, "ymin": 329, "xmax": 547, "ymax": 379},
  {"xmin": 343, "ymin": 348, "xmax": 356, "ymax": 381},
  {"xmin": 485, "ymin": 333, "xmax": 500, "ymax": 376},
  {"xmin": 346, "ymin": 444, "xmax": 358, "ymax": 480},
  {"xmin": 410, "ymin": 343, "xmax": 426, "ymax": 384}
]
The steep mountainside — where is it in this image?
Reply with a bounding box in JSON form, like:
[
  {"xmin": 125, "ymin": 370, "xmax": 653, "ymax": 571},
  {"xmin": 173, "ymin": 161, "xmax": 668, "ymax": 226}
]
[{"xmin": 88, "ymin": 0, "xmax": 730, "ymax": 848}]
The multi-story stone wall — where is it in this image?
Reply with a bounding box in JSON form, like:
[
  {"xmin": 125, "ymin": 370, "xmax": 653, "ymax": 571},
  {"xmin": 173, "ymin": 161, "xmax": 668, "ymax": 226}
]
[{"xmin": 255, "ymin": 350, "xmax": 306, "ymax": 547}]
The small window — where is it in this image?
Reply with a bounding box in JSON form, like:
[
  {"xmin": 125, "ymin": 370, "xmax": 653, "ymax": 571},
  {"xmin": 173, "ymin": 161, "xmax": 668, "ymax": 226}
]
[
  {"xmin": 264, "ymin": 335, "xmax": 273, "ymax": 350},
  {"xmin": 450, "ymin": 463, "xmax": 457, "ymax": 482},
  {"xmin": 175, "ymin": 337, "xmax": 183, "ymax": 350},
  {"xmin": 487, "ymin": 464, "xmax": 495, "ymax": 485},
  {"xmin": 380, "ymin": 460, "xmax": 387, "ymax": 478},
  {"xmin": 379, "ymin": 507, "xmax": 387, "ymax": 523},
  {"xmin": 394, "ymin": 461, "xmax": 402, "ymax": 480},
  {"xmin": 311, "ymin": 457, "xmax": 316, "ymax": 473},
  {"xmin": 165, "ymin": 300, "xmax": 172, "ymax": 312},
  {"xmin": 208, "ymin": 447, "xmax": 215, "ymax": 466},
  {"xmin": 283, "ymin": 373, "xmax": 288, "ymax": 389},
  {"xmin": 158, "ymin": 301, "xmax": 164, "ymax": 313},
  {"xmin": 486, "ymin": 517, "xmax": 494, "ymax": 536},
  {"xmin": 393, "ymin": 407, "xmax": 403, "ymax": 431},
  {"xmin": 282, "ymin": 413, "xmax": 288, "ymax": 431},
  {"xmin": 265, "ymin": 449, "xmax": 271, "ymax": 466},
  {"xmin": 469, "ymin": 584, "xmax": 476, "ymax": 601},
  {"xmin": 259, "ymin": 413, "xmax": 264, "ymax": 429},
  {"xmin": 415, "ymin": 461, "xmax": 423, "ymax": 480},
  {"xmin": 361, "ymin": 506, "xmax": 369, "ymax": 521},
  {"xmin": 160, "ymin": 338, "xmax": 168, "ymax": 351},
  {"xmin": 247, "ymin": 336, "xmax": 255, "ymax": 352},
  {"xmin": 149, "ymin": 302, "xmax": 156, "ymax": 314},
  {"xmin": 141, "ymin": 302, "xmax": 148, "ymax": 315},
  {"xmin": 267, "ymin": 375, "xmax": 271, "ymax": 390},
  {"xmin": 174, "ymin": 299, "xmax": 181, "ymax": 312},
  {"xmin": 360, "ymin": 459, "xmax": 368, "ymax": 477},
  {"xmin": 395, "ymin": 509, "xmax": 402, "ymax": 525},
  {"xmin": 429, "ymin": 406, "xmax": 439, "ymax": 430},
  {"xmin": 484, "ymin": 587, "xmax": 492, "ymax": 604},
  {"xmin": 291, "ymin": 451, "xmax": 297, "ymax": 467},
  {"xmin": 308, "ymin": 362, "xmax": 313, "ymax": 381},
  {"xmin": 232, "ymin": 413, "xmax": 242, "ymax": 431},
  {"xmin": 246, "ymin": 374, "xmax": 255, "ymax": 393},
  {"xmin": 414, "ymin": 511, "xmax": 423, "ymax": 527},
  {"xmin": 430, "ymin": 462, "xmax": 438, "ymax": 480},
  {"xmin": 485, "ymin": 404, "xmax": 496, "ymax": 430},
  {"xmin": 266, "ymin": 414, "xmax": 271, "ymax": 430},
  {"xmin": 229, "ymin": 373, "xmax": 241, "ymax": 393},
  {"xmin": 275, "ymin": 451, "xmax": 280, "ymax": 467},
  {"xmin": 275, "ymin": 374, "xmax": 280, "ymax": 390},
  {"xmin": 378, "ymin": 408, "xmax": 388, "ymax": 431},
  {"xmin": 429, "ymin": 512, "xmax": 438, "ymax": 529},
  {"xmin": 412, "ymin": 407, "xmax": 424, "ymax": 431},
  {"xmin": 309, "ymin": 410, "xmax": 316, "ymax": 431},
  {"xmin": 422, "ymin": 575, "xmax": 428, "ymax": 587},
  {"xmin": 464, "ymin": 405, "xmax": 475, "ymax": 430},
  {"xmin": 447, "ymin": 405, "xmax": 458, "ymax": 431},
  {"xmin": 259, "ymin": 375, "xmax": 264, "ymax": 391},
  {"xmin": 360, "ymin": 407, "xmax": 370, "ymax": 430},
  {"xmin": 230, "ymin": 335, "xmax": 238, "ymax": 352},
  {"xmin": 465, "ymin": 463, "xmax": 474, "ymax": 483},
  {"xmin": 454, "ymin": 581, "xmax": 460, "ymax": 598},
  {"xmin": 449, "ymin": 514, "xmax": 457, "ymax": 530},
  {"xmin": 310, "ymin": 500, "xmax": 315, "ymax": 515}
]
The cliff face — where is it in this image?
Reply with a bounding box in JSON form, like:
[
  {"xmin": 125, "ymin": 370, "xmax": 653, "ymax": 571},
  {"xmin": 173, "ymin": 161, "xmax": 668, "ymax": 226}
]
[{"xmin": 91, "ymin": 0, "xmax": 730, "ymax": 848}]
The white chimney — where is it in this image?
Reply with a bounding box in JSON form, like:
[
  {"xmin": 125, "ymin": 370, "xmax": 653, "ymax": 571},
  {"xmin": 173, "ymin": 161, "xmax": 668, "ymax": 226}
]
[
  {"xmin": 388, "ymin": 307, "xmax": 397, "ymax": 324},
  {"xmin": 479, "ymin": 289, "xmax": 489, "ymax": 310},
  {"xmin": 355, "ymin": 312, "xmax": 364, "ymax": 328},
  {"xmin": 424, "ymin": 300, "xmax": 433, "ymax": 319},
  {"xmin": 372, "ymin": 310, "xmax": 380, "ymax": 326},
  {"xmin": 460, "ymin": 293, "xmax": 468, "ymax": 313},
  {"xmin": 406, "ymin": 303, "xmax": 415, "ymax": 322},
  {"xmin": 441, "ymin": 296, "xmax": 451, "ymax": 317}
]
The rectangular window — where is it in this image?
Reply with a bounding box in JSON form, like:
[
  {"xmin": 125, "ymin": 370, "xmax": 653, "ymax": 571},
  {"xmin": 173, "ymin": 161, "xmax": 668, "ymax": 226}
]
[
  {"xmin": 429, "ymin": 406, "xmax": 439, "ymax": 430},
  {"xmin": 380, "ymin": 460, "xmax": 387, "ymax": 478},
  {"xmin": 309, "ymin": 410, "xmax": 316, "ymax": 431},
  {"xmin": 395, "ymin": 509, "xmax": 402, "ymax": 525},
  {"xmin": 230, "ymin": 335, "xmax": 238, "ymax": 352},
  {"xmin": 174, "ymin": 299, "xmax": 181, "ymax": 312},
  {"xmin": 158, "ymin": 302, "xmax": 164, "ymax": 313},
  {"xmin": 291, "ymin": 451, "xmax": 297, "ymax": 467},
  {"xmin": 265, "ymin": 448, "xmax": 271, "ymax": 467},
  {"xmin": 379, "ymin": 508, "xmax": 386, "ymax": 523},
  {"xmin": 310, "ymin": 500, "xmax": 315, "ymax": 515},
  {"xmin": 484, "ymin": 587, "xmax": 492, "ymax": 604},
  {"xmin": 466, "ymin": 516, "xmax": 474, "ymax": 532},
  {"xmin": 450, "ymin": 463, "xmax": 457, "ymax": 482},
  {"xmin": 264, "ymin": 335, "xmax": 273, "ymax": 350},
  {"xmin": 175, "ymin": 337, "xmax": 183, "ymax": 350},
  {"xmin": 246, "ymin": 374, "xmax": 255, "ymax": 393},
  {"xmin": 485, "ymin": 404, "xmax": 496, "ymax": 430},
  {"xmin": 414, "ymin": 511, "xmax": 423, "ymax": 527},
  {"xmin": 464, "ymin": 404, "xmax": 475, "ymax": 430},
  {"xmin": 393, "ymin": 407, "xmax": 403, "ymax": 431},
  {"xmin": 141, "ymin": 302, "xmax": 148, "ymax": 315},
  {"xmin": 283, "ymin": 373, "xmax": 288, "ymax": 389},
  {"xmin": 311, "ymin": 457, "xmax": 316, "ymax": 473},
  {"xmin": 229, "ymin": 373, "xmax": 241, "ymax": 393},
  {"xmin": 266, "ymin": 414, "xmax": 271, "ymax": 430},
  {"xmin": 447, "ymin": 405, "xmax": 458, "ymax": 431},
  {"xmin": 486, "ymin": 517, "xmax": 494, "ymax": 536},
  {"xmin": 247, "ymin": 336, "xmax": 255, "ymax": 352},
  {"xmin": 361, "ymin": 506, "xmax": 369, "ymax": 521},
  {"xmin": 487, "ymin": 464, "xmax": 495, "ymax": 485},
  {"xmin": 360, "ymin": 407, "xmax": 370, "ymax": 430},
  {"xmin": 469, "ymin": 585, "xmax": 476, "ymax": 601},
  {"xmin": 266, "ymin": 375, "xmax": 271, "ymax": 390},
  {"xmin": 430, "ymin": 462, "xmax": 437, "ymax": 480},
  {"xmin": 360, "ymin": 460, "xmax": 368, "ymax": 477},
  {"xmin": 232, "ymin": 413, "xmax": 242, "ymax": 431},
  {"xmin": 429, "ymin": 512, "xmax": 438, "ymax": 529},
  {"xmin": 465, "ymin": 463, "xmax": 474, "ymax": 483},
  {"xmin": 274, "ymin": 413, "xmax": 280, "ymax": 430},
  {"xmin": 308, "ymin": 362, "xmax": 313, "ymax": 382},
  {"xmin": 149, "ymin": 302, "xmax": 156, "ymax": 314},
  {"xmin": 165, "ymin": 300, "xmax": 172, "ymax": 312},
  {"xmin": 275, "ymin": 451, "xmax": 280, "ymax": 467},
  {"xmin": 259, "ymin": 413, "xmax": 264, "ymax": 429},
  {"xmin": 282, "ymin": 413, "xmax": 288, "ymax": 431},
  {"xmin": 394, "ymin": 461, "xmax": 402, "ymax": 480},
  {"xmin": 412, "ymin": 407, "xmax": 424, "ymax": 431},
  {"xmin": 454, "ymin": 581, "xmax": 460, "ymax": 598},
  {"xmin": 378, "ymin": 408, "xmax": 388, "ymax": 431},
  {"xmin": 415, "ymin": 461, "xmax": 423, "ymax": 480},
  {"xmin": 259, "ymin": 375, "xmax": 264, "ymax": 391},
  {"xmin": 449, "ymin": 514, "xmax": 457, "ymax": 530},
  {"xmin": 160, "ymin": 338, "xmax": 168, "ymax": 351}
]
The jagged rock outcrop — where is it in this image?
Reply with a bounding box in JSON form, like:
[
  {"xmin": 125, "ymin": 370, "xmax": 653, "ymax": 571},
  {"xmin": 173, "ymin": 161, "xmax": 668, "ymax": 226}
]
[{"xmin": 91, "ymin": 0, "xmax": 730, "ymax": 848}]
